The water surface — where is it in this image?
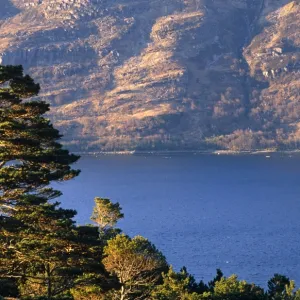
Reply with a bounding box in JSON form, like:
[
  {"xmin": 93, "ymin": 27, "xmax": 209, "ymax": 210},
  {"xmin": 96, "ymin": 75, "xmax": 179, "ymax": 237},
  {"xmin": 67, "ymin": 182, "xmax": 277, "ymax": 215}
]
[{"xmin": 54, "ymin": 154, "xmax": 300, "ymax": 286}]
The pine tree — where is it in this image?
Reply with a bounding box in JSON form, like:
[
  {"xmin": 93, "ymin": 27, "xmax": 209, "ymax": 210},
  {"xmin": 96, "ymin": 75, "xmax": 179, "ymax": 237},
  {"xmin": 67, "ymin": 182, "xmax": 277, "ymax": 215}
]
[
  {"xmin": 0, "ymin": 65, "xmax": 107, "ymax": 298},
  {"xmin": 91, "ymin": 197, "xmax": 124, "ymax": 240},
  {"xmin": 151, "ymin": 266, "xmax": 202, "ymax": 300},
  {"xmin": 0, "ymin": 64, "xmax": 79, "ymax": 212}
]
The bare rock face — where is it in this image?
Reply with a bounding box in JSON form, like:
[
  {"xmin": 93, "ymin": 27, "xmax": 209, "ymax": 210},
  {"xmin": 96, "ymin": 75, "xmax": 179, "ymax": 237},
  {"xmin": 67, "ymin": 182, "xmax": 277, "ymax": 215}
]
[
  {"xmin": 0, "ymin": 0, "xmax": 299, "ymax": 151},
  {"xmin": 243, "ymin": 0, "xmax": 300, "ymax": 148}
]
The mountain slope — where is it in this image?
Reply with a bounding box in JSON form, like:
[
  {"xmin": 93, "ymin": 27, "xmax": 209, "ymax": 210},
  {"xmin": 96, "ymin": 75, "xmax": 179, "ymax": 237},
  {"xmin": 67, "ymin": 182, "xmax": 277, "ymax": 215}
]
[{"xmin": 0, "ymin": 0, "xmax": 299, "ymax": 151}]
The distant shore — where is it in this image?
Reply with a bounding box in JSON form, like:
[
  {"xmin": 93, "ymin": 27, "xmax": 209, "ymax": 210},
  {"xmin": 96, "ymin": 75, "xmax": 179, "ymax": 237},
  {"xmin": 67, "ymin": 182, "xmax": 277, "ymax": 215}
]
[{"xmin": 73, "ymin": 149, "xmax": 300, "ymax": 156}]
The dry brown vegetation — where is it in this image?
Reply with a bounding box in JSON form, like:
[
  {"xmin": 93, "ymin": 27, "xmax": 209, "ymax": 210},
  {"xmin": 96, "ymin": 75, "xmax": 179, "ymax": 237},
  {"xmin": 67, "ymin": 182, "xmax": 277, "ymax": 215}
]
[{"xmin": 0, "ymin": 0, "xmax": 299, "ymax": 151}]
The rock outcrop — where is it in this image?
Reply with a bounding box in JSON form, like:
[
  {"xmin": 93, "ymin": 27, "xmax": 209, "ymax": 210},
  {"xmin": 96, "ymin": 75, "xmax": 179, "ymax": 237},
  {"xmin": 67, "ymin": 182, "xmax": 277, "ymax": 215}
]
[{"xmin": 0, "ymin": 0, "xmax": 299, "ymax": 151}]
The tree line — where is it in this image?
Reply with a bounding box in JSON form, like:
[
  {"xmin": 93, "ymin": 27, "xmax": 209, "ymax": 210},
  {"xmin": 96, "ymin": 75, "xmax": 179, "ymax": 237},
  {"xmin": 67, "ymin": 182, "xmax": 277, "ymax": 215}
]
[{"xmin": 1, "ymin": 65, "xmax": 300, "ymax": 299}]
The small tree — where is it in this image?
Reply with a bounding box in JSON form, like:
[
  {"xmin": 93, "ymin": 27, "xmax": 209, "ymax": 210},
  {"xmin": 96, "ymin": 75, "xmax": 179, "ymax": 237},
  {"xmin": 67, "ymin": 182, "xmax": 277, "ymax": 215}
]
[
  {"xmin": 213, "ymin": 275, "xmax": 266, "ymax": 300},
  {"xmin": 91, "ymin": 197, "xmax": 124, "ymax": 230},
  {"xmin": 103, "ymin": 234, "xmax": 168, "ymax": 300},
  {"xmin": 151, "ymin": 266, "xmax": 202, "ymax": 300},
  {"xmin": 208, "ymin": 269, "xmax": 223, "ymax": 292},
  {"xmin": 91, "ymin": 197, "xmax": 124, "ymax": 240},
  {"xmin": 267, "ymin": 274, "xmax": 292, "ymax": 300}
]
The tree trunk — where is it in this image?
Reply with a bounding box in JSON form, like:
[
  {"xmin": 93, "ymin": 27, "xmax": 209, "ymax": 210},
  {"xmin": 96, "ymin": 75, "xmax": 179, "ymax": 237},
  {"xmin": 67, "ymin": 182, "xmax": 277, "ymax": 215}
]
[{"xmin": 120, "ymin": 285, "xmax": 126, "ymax": 300}]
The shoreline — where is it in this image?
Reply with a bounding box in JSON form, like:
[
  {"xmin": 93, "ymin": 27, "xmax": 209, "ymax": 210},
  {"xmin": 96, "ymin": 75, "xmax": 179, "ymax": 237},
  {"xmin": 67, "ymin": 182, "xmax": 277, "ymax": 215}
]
[{"xmin": 72, "ymin": 149, "xmax": 300, "ymax": 156}]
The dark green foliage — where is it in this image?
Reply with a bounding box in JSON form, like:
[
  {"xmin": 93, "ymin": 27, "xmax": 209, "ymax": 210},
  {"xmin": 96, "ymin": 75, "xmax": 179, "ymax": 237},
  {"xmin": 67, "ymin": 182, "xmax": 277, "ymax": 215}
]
[
  {"xmin": 22, "ymin": 294, "xmax": 74, "ymax": 300},
  {"xmin": 151, "ymin": 270, "xmax": 300, "ymax": 300},
  {"xmin": 180, "ymin": 266, "xmax": 206, "ymax": 294},
  {"xmin": 267, "ymin": 274, "xmax": 292, "ymax": 300},
  {"xmin": 151, "ymin": 266, "xmax": 202, "ymax": 300},
  {"xmin": 208, "ymin": 269, "xmax": 223, "ymax": 292},
  {"xmin": 0, "ymin": 65, "xmax": 107, "ymax": 298},
  {"xmin": 2, "ymin": 65, "xmax": 300, "ymax": 300},
  {"xmin": 0, "ymin": 277, "xmax": 19, "ymax": 297},
  {"xmin": 212, "ymin": 275, "xmax": 267, "ymax": 300},
  {"xmin": 0, "ymin": 65, "xmax": 80, "ymax": 211}
]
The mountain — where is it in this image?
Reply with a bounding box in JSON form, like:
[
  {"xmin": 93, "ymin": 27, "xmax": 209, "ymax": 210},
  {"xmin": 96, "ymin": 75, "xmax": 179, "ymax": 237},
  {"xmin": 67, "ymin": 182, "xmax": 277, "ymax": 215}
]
[{"xmin": 0, "ymin": 0, "xmax": 299, "ymax": 152}]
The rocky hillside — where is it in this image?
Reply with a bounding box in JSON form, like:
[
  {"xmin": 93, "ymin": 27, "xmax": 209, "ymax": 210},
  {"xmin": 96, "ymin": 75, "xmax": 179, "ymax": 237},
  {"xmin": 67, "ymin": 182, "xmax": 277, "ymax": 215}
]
[{"xmin": 0, "ymin": 0, "xmax": 299, "ymax": 151}]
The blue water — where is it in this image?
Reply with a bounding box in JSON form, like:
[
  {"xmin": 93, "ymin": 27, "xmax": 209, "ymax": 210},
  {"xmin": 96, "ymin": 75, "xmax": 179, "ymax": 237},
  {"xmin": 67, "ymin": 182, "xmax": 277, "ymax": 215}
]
[{"xmin": 53, "ymin": 154, "xmax": 300, "ymax": 286}]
